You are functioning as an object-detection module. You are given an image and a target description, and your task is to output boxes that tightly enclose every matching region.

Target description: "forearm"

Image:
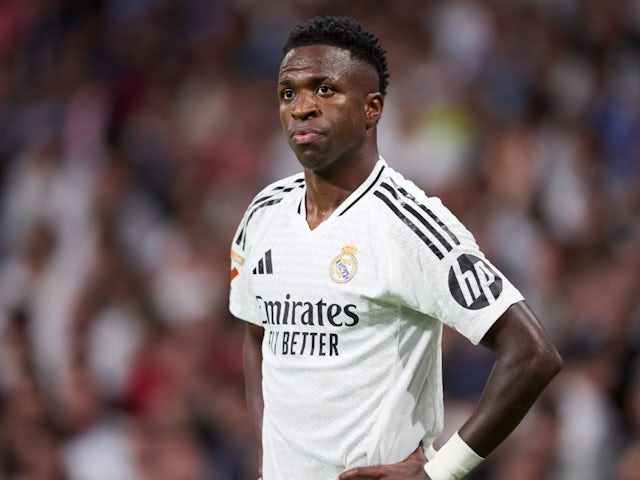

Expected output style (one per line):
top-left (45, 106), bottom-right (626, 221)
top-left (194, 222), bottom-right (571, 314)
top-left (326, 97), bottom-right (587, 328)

top-left (458, 302), bottom-right (562, 457)
top-left (459, 347), bottom-right (558, 455)
top-left (243, 323), bottom-right (265, 471)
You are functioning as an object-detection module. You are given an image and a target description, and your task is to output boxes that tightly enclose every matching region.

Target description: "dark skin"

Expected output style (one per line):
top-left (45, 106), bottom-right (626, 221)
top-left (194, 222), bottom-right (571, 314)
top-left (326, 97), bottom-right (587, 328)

top-left (243, 44), bottom-right (563, 479)
top-left (277, 45), bottom-right (383, 229)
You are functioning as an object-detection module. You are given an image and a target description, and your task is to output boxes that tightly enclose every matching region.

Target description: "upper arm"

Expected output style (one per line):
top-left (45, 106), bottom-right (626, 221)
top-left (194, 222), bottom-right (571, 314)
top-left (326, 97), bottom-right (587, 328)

top-left (480, 301), bottom-right (562, 372)
top-left (245, 322), bottom-right (265, 345)
top-left (458, 301), bottom-right (562, 456)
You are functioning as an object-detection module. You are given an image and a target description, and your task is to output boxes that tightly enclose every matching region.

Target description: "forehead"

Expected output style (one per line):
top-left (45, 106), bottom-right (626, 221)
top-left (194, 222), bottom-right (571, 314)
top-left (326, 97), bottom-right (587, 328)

top-left (279, 44), bottom-right (370, 83)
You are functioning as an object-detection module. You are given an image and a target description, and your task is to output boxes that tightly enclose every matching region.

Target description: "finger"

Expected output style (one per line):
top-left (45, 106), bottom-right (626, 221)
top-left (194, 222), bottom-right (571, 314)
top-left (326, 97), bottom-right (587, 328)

top-left (338, 466), bottom-right (382, 480)
top-left (409, 443), bottom-right (427, 461)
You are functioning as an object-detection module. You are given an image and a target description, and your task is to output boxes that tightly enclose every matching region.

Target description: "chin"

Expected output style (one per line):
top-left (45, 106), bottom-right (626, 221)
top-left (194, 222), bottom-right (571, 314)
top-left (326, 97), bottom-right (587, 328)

top-left (295, 151), bottom-right (328, 170)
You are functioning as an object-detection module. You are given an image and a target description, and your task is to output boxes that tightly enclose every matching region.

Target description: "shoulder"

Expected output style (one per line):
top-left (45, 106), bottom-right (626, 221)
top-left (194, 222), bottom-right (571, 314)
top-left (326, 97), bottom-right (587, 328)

top-left (233, 173), bottom-right (305, 250)
top-left (373, 165), bottom-right (452, 224)
top-left (241, 173), bottom-right (305, 223)
top-left (371, 165), bottom-right (469, 260)
top-left (246, 173), bottom-right (305, 211)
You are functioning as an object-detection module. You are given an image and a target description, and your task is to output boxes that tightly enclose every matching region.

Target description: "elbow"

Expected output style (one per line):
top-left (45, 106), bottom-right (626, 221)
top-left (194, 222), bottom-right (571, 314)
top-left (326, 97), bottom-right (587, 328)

top-left (544, 347), bottom-right (563, 380)
top-left (530, 343), bottom-right (563, 386)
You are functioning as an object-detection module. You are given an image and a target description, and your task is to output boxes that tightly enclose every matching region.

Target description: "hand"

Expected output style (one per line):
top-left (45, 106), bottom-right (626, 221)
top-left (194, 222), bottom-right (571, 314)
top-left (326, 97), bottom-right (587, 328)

top-left (338, 444), bottom-right (429, 480)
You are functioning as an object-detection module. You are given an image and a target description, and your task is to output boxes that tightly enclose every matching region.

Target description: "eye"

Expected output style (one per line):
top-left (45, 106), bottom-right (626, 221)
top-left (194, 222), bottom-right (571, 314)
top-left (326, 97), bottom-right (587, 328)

top-left (281, 89), bottom-right (295, 100)
top-left (316, 85), bottom-right (334, 96)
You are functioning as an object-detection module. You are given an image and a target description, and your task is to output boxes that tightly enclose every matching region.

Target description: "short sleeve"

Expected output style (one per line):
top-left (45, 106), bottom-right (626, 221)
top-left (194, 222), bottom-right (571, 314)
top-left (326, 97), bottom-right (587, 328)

top-left (383, 188), bottom-right (524, 345)
top-left (229, 217), bottom-right (262, 326)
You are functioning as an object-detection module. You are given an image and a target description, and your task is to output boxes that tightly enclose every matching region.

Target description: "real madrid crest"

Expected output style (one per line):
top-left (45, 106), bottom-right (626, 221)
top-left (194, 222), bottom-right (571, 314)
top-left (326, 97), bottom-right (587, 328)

top-left (329, 243), bottom-right (358, 283)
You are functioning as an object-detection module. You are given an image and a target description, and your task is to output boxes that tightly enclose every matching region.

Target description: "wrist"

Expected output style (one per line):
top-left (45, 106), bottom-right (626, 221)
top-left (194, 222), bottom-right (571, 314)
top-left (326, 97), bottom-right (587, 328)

top-left (423, 431), bottom-right (483, 480)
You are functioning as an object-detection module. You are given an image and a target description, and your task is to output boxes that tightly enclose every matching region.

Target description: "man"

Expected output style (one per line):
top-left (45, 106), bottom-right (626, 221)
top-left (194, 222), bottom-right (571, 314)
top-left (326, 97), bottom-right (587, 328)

top-left (229, 16), bottom-right (562, 480)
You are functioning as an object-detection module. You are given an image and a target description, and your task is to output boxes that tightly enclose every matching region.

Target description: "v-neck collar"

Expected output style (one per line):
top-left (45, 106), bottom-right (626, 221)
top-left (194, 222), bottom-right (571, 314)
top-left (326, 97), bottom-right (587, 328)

top-left (296, 158), bottom-right (387, 229)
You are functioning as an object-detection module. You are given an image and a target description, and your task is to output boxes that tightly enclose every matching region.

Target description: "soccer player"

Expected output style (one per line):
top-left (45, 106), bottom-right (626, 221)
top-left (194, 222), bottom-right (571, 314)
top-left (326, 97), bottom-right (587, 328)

top-left (229, 16), bottom-right (562, 480)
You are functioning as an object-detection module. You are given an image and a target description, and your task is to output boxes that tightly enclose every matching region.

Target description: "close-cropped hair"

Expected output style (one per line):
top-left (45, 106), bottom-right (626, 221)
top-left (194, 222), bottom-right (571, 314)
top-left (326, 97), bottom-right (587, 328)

top-left (283, 16), bottom-right (390, 96)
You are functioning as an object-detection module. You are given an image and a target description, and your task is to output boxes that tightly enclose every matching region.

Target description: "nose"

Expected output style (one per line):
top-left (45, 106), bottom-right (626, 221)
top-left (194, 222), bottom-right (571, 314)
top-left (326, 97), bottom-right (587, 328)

top-left (291, 90), bottom-right (318, 120)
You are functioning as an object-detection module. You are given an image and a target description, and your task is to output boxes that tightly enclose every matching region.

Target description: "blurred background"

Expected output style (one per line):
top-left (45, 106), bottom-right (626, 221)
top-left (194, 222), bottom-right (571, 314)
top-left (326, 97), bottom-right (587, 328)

top-left (0, 0), bottom-right (638, 479)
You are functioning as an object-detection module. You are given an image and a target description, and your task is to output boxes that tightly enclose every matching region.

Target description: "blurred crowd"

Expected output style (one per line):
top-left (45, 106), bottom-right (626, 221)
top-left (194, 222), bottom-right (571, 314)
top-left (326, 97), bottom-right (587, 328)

top-left (0, 0), bottom-right (638, 479)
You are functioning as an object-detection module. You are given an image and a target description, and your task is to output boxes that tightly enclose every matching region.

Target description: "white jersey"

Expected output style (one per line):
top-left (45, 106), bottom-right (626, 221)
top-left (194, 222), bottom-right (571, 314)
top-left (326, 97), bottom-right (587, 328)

top-left (229, 158), bottom-right (523, 480)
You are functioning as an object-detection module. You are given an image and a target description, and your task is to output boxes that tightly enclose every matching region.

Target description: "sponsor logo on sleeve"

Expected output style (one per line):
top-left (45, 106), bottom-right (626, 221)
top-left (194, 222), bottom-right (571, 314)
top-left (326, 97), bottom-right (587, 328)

top-left (448, 254), bottom-right (503, 310)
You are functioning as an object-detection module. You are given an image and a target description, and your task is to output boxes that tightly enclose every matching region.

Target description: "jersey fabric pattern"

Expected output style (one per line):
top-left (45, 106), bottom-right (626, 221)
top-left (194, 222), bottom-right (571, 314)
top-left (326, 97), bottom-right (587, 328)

top-left (229, 158), bottom-right (524, 480)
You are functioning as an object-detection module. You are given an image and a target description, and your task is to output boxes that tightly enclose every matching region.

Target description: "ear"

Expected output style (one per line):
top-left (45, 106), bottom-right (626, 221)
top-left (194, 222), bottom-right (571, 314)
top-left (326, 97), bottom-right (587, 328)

top-left (364, 92), bottom-right (384, 129)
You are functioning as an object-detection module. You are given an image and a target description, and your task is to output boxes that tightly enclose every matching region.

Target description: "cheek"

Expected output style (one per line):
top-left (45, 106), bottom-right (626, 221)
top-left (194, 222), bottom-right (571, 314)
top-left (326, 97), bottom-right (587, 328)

top-left (345, 107), bottom-right (368, 135)
top-left (279, 107), bottom-right (292, 132)
top-left (279, 104), bottom-right (288, 122)
top-left (333, 98), bottom-right (365, 128)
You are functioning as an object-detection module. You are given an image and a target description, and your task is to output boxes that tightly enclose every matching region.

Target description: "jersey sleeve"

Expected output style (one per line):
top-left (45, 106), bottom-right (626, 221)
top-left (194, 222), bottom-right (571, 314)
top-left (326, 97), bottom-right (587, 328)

top-left (229, 213), bottom-right (262, 326)
top-left (228, 174), bottom-right (304, 327)
top-left (385, 190), bottom-right (524, 345)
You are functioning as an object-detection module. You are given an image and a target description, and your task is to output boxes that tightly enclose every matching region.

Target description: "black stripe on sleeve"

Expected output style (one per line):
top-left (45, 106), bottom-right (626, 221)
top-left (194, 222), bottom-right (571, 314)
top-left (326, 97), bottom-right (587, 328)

top-left (373, 190), bottom-right (444, 259)
top-left (235, 180), bottom-right (304, 248)
top-left (235, 198), bottom-right (283, 248)
top-left (249, 179), bottom-right (304, 208)
top-left (396, 186), bottom-right (460, 245)
top-left (379, 182), bottom-right (454, 253)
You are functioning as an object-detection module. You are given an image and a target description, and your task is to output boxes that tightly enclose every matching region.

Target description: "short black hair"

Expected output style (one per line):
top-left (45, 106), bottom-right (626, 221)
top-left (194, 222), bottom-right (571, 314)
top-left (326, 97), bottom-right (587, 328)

top-left (283, 16), bottom-right (389, 96)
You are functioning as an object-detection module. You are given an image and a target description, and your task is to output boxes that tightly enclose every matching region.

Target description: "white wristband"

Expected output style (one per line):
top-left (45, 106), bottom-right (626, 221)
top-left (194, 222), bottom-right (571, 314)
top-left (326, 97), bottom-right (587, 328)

top-left (423, 432), bottom-right (484, 480)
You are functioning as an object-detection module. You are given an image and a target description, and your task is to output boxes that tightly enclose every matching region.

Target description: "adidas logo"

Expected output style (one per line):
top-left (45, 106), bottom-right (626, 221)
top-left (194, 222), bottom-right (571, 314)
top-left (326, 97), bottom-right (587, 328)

top-left (253, 249), bottom-right (273, 274)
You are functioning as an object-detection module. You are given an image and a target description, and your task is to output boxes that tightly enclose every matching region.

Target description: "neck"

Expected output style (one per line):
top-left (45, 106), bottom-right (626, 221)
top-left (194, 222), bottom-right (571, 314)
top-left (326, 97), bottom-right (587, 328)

top-left (303, 147), bottom-right (379, 229)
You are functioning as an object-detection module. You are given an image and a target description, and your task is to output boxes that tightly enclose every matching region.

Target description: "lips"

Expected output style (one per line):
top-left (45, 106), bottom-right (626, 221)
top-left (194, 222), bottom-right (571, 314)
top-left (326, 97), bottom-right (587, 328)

top-left (290, 128), bottom-right (323, 145)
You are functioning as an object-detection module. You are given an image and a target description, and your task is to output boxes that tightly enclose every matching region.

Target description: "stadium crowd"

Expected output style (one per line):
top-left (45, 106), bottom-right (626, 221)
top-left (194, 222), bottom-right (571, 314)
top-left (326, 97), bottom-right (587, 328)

top-left (0, 0), bottom-right (638, 479)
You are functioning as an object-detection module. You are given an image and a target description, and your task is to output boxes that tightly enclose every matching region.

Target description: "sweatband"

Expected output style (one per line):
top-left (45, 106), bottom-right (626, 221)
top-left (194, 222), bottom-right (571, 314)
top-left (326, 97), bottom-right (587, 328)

top-left (423, 432), bottom-right (484, 479)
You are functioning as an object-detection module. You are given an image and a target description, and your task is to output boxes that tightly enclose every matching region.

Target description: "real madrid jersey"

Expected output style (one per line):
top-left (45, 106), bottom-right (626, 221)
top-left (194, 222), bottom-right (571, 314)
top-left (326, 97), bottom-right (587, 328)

top-left (229, 158), bottom-right (524, 480)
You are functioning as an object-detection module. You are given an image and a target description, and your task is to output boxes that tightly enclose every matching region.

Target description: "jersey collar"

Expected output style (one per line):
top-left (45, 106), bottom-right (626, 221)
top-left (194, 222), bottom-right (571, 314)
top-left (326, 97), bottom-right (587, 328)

top-left (297, 157), bottom-right (388, 218)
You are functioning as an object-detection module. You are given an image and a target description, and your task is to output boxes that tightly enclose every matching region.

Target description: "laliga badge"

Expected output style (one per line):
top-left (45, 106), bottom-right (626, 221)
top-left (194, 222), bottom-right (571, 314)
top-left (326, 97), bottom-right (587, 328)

top-left (329, 243), bottom-right (358, 283)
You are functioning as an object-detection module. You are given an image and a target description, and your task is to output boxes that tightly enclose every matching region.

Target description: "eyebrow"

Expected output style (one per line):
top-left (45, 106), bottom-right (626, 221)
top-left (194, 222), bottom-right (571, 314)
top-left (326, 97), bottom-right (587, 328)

top-left (278, 75), bottom-right (330, 87)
